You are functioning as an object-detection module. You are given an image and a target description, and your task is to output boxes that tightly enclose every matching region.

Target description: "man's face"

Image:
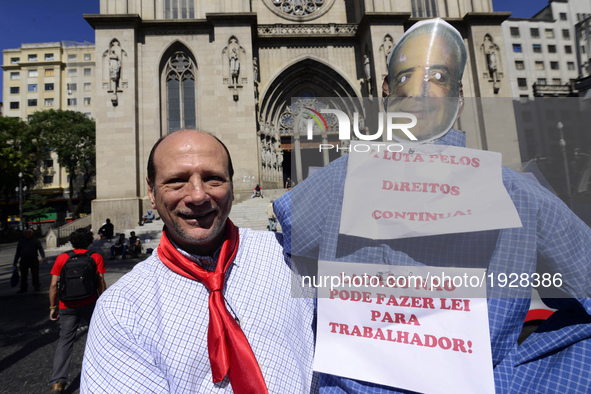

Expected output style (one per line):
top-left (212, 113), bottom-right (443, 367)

top-left (148, 131), bottom-right (234, 255)
top-left (387, 33), bottom-right (461, 141)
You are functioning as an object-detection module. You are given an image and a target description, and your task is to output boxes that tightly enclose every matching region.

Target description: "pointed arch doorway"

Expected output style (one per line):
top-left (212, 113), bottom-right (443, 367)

top-left (258, 58), bottom-right (362, 186)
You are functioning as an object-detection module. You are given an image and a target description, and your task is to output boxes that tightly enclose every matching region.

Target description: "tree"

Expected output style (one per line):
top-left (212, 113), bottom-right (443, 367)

top-left (28, 110), bottom-right (96, 218)
top-left (22, 193), bottom-right (53, 229)
top-left (0, 117), bottom-right (38, 224)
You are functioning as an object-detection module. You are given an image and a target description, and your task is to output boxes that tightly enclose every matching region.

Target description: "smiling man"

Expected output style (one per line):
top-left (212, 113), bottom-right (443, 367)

top-left (81, 130), bottom-right (316, 393)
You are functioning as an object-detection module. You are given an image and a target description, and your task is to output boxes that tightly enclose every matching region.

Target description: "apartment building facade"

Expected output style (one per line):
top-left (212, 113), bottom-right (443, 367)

top-left (2, 42), bottom-right (96, 210)
top-left (502, 0), bottom-right (591, 98)
top-left (501, 0), bottom-right (591, 212)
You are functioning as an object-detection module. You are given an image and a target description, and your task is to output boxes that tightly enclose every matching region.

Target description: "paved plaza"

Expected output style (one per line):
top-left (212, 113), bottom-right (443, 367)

top-left (0, 242), bottom-right (139, 394)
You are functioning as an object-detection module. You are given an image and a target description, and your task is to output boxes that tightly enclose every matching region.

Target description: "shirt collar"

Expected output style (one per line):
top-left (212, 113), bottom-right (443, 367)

top-left (169, 238), bottom-right (222, 272)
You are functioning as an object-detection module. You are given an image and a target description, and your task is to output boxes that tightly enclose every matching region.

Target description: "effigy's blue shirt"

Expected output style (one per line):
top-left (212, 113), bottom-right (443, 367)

top-left (274, 129), bottom-right (591, 393)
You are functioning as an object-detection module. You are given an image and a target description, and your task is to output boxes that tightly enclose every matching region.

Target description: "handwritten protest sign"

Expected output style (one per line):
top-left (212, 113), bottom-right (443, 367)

top-left (339, 142), bottom-right (522, 239)
top-left (313, 261), bottom-right (495, 394)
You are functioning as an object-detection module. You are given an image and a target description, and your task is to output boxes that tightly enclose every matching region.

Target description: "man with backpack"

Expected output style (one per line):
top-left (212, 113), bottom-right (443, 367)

top-left (48, 228), bottom-right (106, 394)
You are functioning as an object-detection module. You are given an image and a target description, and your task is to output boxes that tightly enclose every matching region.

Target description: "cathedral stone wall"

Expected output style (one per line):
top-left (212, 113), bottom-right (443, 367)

top-left (87, 0), bottom-right (519, 233)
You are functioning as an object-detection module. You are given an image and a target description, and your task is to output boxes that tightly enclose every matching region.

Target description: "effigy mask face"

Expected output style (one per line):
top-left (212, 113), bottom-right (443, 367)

top-left (387, 19), bottom-right (466, 143)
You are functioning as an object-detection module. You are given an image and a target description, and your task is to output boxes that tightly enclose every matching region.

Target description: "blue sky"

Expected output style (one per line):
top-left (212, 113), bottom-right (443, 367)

top-left (0, 0), bottom-right (550, 103)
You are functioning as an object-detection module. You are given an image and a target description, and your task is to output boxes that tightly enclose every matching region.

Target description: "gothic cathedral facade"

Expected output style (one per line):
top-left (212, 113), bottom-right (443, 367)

top-left (86, 0), bottom-right (519, 231)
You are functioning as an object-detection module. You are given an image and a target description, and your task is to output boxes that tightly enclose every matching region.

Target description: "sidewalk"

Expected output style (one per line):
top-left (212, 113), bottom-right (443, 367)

top-left (0, 250), bottom-right (143, 394)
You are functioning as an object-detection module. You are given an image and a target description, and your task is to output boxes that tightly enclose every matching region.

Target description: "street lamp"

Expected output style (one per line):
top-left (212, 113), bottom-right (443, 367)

top-left (15, 172), bottom-right (27, 230)
top-left (557, 122), bottom-right (572, 207)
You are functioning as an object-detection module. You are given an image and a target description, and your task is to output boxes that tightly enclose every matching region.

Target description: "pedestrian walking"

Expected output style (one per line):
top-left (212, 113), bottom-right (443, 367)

top-left (13, 229), bottom-right (46, 293)
top-left (48, 228), bottom-right (106, 394)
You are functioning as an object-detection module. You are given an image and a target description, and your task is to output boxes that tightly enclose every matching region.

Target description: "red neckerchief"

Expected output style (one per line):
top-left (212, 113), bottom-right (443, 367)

top-left (158, 219), bottom-right (268, 393)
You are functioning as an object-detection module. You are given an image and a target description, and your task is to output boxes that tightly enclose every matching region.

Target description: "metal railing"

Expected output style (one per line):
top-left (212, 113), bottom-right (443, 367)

top-left (56, 214), bottom-right (92, 247)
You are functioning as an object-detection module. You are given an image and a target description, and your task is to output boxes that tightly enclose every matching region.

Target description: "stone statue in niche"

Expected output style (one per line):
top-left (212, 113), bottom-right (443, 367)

top-left (265, 141), bottom-right (273, 167)
top-left (109, 41), bottom-right (121, 86)
top-left (363, 54), bottom-right (372, 96)
top-left (222, 36), bottom-right (246, 93)
top-left (481, 34), bottom-right (501, 94)
top-left (381, 35), bottom-right (394, 68)
top-left (230, 49), bottom-right (240, 85)
top-left (253, 57), bottom-right (259, 84)
top-left (103, 39), bottom-right (126, 106)
top-left (261, 141), bottom-right (267, 167)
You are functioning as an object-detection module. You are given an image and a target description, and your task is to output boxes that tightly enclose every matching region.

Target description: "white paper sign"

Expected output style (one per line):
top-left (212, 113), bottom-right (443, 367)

top-left (339, 143), bottom-right (522, 239)
top-left (313, 261), bottom-right (495, 394)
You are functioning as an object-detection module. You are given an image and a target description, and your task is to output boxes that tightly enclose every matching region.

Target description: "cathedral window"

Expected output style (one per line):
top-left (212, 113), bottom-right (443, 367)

top-left (164, 51), bottom-right (196, 131)
top-left (411, 0), bottom-right (438, 18)
top-left (164, 0), bottom-right (195, 19)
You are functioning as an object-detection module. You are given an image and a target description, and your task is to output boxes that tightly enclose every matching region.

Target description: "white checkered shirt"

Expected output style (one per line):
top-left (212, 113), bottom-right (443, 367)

top-left (82, 228), bottom-right (317, 393)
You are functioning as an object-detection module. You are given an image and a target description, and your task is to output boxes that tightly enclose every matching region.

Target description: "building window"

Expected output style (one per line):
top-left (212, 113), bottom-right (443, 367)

top-left (28, 84), bottom-right (38, 92)
top-left (537, 78), bottom-right (547, 85)
top-left (84, 53), bottom-right (91, 61)
top-left (518, 78), bottom-right (527, 89)
top-left (45, 68), bottom-right (55, 77)
top-left (567, 62), bottom-right (575, 70)
top-left (45, 159), bottom-right (54, 168)
top-left (10, 86), bottom-right (20, 94)
top-left (565, 45), bottom-right (572, 54)
top-left (552, 78), bottom-right (562, 85)
top-left (530, 28), bottom-right (540, 38)
top-left (533, 44), bottom-right (542, 53)
top-left (67, 98), bottom-right (77, 106)
top-left (45, 53), bottom-right (55, 60)
top-left (28, 69), bottom-right (38, 77)
top-left (44, 176), bottom-right (54, 184)
top-left (68, 54), bottom-right (77, 61)
top-left (560, 12), bottom-right (567, 20)
top-left (84, 82), bottom-right (91, 91)
top-left (512, 44), bottom-right (522, 52)
top-left (164, 0), bottom-right (196, 18)
top-left (45, 83), bottom-right (54, 91)
top-left (563, 29), bottom-right (570, 39)
top-left (84, 68), bottom-right (91, 76)
top-left (84, 97), bottom-right (91, 105)
top-left (68, 69), bottom-right (77, 76)
top-left (548, 45), bottom-right (556, 53)
top-left (28, 54), bottom-right (37, 61)
top-left (510, 27), bottom-right (520, 38)
top-left (28, 99), bottom-right (38, 107)
top-left (44, 98), bottom-right (54, 106)
top-left (10, 57), bottom-right (20, 64)
top-left (545, 29), bottom-right (555, 39)
top-left (163, 49), bottom-right (197, 132)
top-left (535, 61), bottom-right (545, 70)
top-left (10, 72), bottom-right (20, 80)
top-left (515, 60), bottom-right (525, 70)
top-left (67, 83), bottom-right (77, 91)
top-left (550, 61), bottom-right (559, 70)
top-left (410, 0), bottom-right (438, 17)
top-left (10, 102), bottom-right (20, 109)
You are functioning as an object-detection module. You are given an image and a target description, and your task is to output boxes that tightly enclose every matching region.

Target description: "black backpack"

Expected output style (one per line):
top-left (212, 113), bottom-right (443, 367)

top-left (58, 251), bottom-right (99, 301)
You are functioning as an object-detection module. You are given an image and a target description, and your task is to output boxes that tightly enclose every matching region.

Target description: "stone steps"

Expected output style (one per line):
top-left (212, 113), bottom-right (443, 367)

top-left (46, 189), bottom-right (288, 258)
